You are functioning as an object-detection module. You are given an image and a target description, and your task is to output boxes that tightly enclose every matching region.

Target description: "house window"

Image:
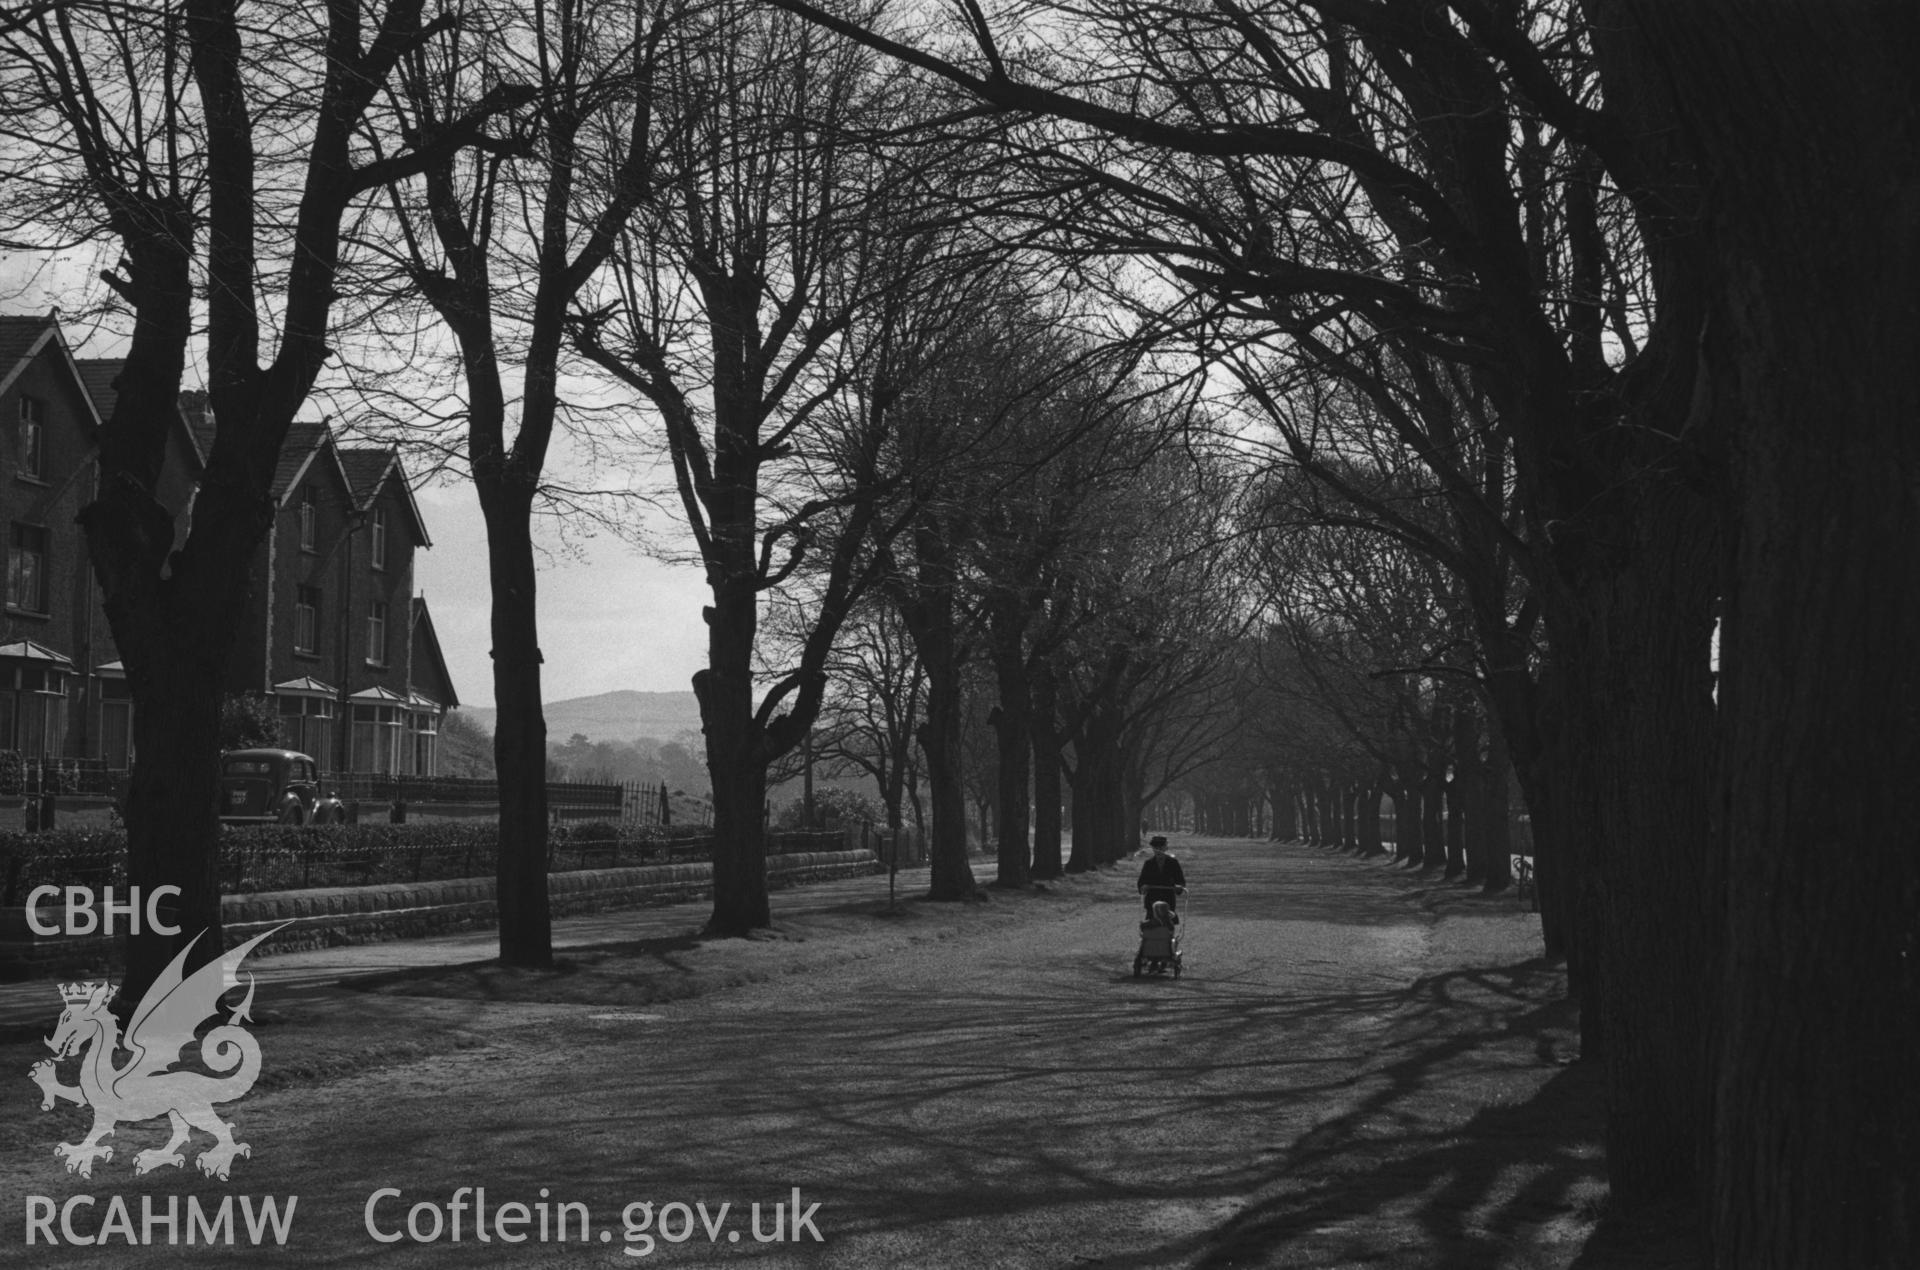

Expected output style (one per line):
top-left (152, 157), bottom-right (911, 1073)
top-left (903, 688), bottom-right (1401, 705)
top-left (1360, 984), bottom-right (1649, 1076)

top-left (277, 694), bottom-right (334, 762)
top-left (370, 507), bottom-right (387, 570)
top-left (351, 703), bottom-right (402, 774)
top-left (299, 487), bottom-right (317, 550)
top-left (406, 707), bottom-right (439, 776)
top-left (294, 585), bottom-right (320, 654)
top-left (7, 523), bottom-right (48, 612)
top-left (18, 396), bottom-right (43, 479)
top-left (366, 599), bottom-right (387, 666)
top-left (0, 665), bottom-right (68, 755)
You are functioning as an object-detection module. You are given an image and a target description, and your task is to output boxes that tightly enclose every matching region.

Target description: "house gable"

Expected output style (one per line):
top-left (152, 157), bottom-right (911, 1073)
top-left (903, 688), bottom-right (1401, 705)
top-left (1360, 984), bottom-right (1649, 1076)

top-left (340, 447), bottom-right (431, 548)
top-left (408, 597), bottom-right (459, 709)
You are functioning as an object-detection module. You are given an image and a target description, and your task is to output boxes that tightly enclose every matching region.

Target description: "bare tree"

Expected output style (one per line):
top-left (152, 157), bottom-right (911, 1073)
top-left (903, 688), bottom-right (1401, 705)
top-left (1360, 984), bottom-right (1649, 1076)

top-left (569, 1), bottom-right (1015, 928)
top-left (808, 594), bottom-right (922, 832)
top-left (352, 0), bottom-right (678, 966)
top-left (0, 0), bottom-right (506, 994)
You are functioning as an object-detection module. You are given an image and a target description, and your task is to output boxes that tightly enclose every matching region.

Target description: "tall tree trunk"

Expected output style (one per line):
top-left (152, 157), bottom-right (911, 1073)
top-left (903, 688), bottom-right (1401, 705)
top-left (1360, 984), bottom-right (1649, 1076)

top-left (1443, 772), bottom-right (1467, 880)
top-left (1601, 8), bottom-right (1919, 1260)
top-left (706, 738), bottom-right (770, 931)
top-left (1479, 617), bottom-right (1555, 919)
top-left (1029, 660), bottom-right (1064, 879)
top-left (1271, 784), bottom-right (1297, 840)
top-left (1449, 699), bottom-right (1477, 882)
top-left (1357, 780), bottom-right (1384, 857)
top-left (1711, 202), bottom-right (1920, 1270)
top-left (1510, 670), bottom-right (1573, 959)
top-left (1065, 755), bottom-right (1095, 873)
top-left (1549, 481), bottom-right (1720, 1204)
top-left (115, 646), bottom-right (228, 993)
top-left (482, 500), bottom-right (552, 962)
top-left (1118, 751), bottom-right (1147, 861)
top-left (1071, 706), bottom-right (1126, 866)
top-left (697, 614), bottom-right (772, 932)
top-left (1388, 783), bottom-right (1415, 861)
top-left (916, 649), bottom-right (975, 899)
top-left (1419, 759), bottom-right (1447, 871)
top-left (987, 614), bottom-right (1032, 887)
top-left (894, 519), bottom-right (976, 900)
top-left (696, 504), bottom-right (776, 932)
top-left (1479, 715), bottom-right (1512, 894)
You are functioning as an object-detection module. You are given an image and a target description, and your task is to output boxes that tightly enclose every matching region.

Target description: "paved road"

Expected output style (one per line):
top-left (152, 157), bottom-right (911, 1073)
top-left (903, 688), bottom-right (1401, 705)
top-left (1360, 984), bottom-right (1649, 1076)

top-left (4, 840), bottom-right (1590, 1268)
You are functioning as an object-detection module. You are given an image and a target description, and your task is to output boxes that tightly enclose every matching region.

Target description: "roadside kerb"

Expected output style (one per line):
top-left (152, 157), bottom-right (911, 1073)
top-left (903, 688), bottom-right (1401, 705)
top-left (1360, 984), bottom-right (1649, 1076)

top-left (0, 849), bottom-right (877, 974)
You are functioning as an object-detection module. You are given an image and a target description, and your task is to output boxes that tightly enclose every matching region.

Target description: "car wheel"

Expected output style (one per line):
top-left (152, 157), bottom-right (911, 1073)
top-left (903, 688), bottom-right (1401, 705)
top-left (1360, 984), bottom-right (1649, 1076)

top-left (278, 800), bottom-right (307, 826)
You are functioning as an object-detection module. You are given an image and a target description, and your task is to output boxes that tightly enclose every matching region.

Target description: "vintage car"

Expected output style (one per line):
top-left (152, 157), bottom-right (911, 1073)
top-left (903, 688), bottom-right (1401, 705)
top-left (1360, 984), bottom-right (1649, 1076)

top-left (219, 748), bottom-right (345, 825)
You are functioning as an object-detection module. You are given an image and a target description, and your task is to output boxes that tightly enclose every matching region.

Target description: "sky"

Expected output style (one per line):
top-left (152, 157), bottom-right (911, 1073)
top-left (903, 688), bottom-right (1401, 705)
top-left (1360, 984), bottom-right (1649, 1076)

top-left (410, 480), bottom-right (711, 711)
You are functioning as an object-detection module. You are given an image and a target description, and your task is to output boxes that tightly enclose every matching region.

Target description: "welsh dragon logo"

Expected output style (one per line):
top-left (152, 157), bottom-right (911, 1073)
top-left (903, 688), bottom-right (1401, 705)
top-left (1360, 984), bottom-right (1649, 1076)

top-left (28, 926), bottom-right (284, 1180)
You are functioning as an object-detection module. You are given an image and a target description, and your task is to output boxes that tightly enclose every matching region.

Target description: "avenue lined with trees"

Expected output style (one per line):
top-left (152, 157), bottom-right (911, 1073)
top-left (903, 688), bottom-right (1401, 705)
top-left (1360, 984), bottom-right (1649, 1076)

top-left (1, 1), bottom-right (1910, 1264)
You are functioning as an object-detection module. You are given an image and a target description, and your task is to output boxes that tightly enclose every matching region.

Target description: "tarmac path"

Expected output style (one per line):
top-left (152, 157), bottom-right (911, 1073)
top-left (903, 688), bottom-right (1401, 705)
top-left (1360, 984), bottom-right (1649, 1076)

top-left (2, 839), bottom-right (1600, 1268)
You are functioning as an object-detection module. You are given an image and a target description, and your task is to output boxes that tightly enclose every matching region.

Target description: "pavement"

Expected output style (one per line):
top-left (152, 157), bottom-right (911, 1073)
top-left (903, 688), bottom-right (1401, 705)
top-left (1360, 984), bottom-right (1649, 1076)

top-left (0, 864), bottom-right (937, 1035)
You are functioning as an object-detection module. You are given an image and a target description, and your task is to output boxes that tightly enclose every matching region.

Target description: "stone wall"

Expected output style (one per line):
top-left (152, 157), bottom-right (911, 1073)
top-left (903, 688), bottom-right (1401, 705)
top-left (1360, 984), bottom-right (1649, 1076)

top-left (0, 850), bottom-right (879, 977)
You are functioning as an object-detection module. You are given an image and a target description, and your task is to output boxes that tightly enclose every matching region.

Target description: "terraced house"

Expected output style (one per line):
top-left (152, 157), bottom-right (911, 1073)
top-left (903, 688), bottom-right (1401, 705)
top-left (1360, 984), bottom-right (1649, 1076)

top-left (0, 312), bottom-right (457, 779)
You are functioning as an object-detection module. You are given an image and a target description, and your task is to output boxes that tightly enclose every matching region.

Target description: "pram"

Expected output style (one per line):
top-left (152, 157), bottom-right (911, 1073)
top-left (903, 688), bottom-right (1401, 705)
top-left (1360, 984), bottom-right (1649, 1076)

top-left (1133, 896), bottom-right (1183, 978)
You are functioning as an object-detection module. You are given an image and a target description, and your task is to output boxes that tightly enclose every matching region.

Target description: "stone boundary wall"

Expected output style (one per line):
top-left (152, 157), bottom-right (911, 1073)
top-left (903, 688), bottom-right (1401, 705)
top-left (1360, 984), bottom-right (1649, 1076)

top-left (0, 850), bottom-right (878, 977)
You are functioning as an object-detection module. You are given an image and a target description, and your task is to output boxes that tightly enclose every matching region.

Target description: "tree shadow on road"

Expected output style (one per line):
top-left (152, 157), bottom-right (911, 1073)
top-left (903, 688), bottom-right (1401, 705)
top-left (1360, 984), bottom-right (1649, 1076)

top-left (318, 951), bottom-right (1643, 1269)
top-left (1188, 978), bottom-right (1606, 1268)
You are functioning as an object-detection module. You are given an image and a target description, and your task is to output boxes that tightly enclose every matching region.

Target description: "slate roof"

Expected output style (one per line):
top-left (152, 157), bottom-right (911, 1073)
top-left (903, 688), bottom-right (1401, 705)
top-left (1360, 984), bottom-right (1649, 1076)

top-left (0, 314), bottom-right (55, 378)
top-left (72, 357), bottom-right (120, 408)
top-left (271, 420), bottom-right (330, 501)
top-left (338, 448), bottom-right (394, 508)
top-left (337, 445), bottom-right (431, 547)
top-left (0, 315), bottom-right (63, 401)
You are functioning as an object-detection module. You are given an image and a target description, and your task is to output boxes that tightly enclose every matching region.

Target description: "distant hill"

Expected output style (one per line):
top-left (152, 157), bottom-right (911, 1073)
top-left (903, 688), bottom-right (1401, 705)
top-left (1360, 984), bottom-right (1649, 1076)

top-left (464, 690), bottom-right (704, 745)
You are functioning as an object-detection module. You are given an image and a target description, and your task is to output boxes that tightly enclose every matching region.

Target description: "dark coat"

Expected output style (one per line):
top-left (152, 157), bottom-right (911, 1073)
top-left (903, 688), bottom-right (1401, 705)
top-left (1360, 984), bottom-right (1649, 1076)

top-left (1137, 852), bottom-right (1186, 901)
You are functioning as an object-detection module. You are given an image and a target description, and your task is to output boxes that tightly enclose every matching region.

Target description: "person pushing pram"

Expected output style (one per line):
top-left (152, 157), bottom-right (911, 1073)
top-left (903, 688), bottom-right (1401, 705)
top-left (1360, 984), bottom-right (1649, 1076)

top-left (1134, 835), bottom-right (1187, 977)
top-left (1137, 835), bottom-right (1187, 922)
